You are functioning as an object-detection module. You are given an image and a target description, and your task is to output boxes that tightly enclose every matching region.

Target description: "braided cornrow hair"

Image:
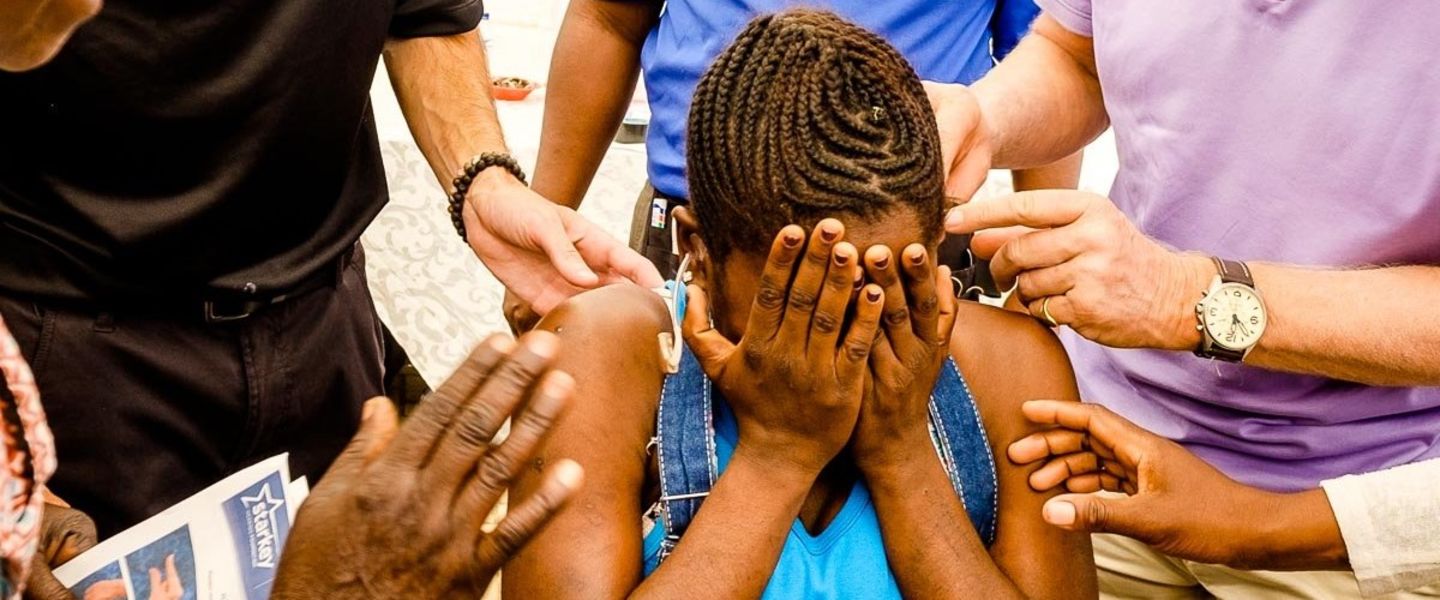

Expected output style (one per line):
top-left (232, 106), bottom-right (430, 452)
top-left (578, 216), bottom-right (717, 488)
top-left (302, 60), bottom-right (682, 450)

top-left (687, 9), bottom-right (945, 261)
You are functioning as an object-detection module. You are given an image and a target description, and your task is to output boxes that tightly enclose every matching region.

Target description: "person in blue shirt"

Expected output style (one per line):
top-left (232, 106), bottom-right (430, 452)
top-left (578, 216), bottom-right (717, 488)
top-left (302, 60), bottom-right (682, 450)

top-left (504, 11), bottom-right (1094, 599)
top-left (525, 0), bottom-right (1082, 298)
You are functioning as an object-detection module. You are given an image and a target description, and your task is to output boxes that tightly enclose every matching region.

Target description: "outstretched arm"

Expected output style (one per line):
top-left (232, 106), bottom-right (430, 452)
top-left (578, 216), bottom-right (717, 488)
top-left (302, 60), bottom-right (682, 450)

top-left (533, 0), bottom-right (661, 209)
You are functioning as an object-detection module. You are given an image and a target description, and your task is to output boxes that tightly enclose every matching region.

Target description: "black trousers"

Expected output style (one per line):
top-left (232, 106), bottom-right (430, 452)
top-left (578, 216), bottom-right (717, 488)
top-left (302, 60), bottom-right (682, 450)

top-left (0, 249), bottom-right (384, 537)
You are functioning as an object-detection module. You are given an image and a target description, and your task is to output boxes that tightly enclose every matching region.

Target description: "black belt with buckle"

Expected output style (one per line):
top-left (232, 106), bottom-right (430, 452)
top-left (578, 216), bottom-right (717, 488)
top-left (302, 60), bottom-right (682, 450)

top-left (200, 244), bottom-right (359, 323)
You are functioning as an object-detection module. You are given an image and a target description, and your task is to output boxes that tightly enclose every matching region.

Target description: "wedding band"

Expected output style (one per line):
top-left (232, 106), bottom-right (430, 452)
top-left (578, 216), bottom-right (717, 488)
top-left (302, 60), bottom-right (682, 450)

top-left (1041, 296), bottom-right (1060, 328)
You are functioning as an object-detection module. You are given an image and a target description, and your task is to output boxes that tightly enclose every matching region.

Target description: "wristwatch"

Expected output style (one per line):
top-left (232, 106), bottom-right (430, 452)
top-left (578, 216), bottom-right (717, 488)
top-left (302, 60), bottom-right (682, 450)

top-left (1194, 257), bottom-right (1268, 362)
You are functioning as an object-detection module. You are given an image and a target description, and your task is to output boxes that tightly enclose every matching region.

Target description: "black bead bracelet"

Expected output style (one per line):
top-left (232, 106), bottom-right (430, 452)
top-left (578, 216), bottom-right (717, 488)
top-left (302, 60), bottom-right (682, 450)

top-left (448, 152), bottom-right (529, 241)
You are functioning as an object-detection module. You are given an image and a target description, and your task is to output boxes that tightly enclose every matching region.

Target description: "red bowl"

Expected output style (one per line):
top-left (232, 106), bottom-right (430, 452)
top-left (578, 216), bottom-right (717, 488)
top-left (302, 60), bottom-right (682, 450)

top-left (492, 78), bottom-right (538, 101)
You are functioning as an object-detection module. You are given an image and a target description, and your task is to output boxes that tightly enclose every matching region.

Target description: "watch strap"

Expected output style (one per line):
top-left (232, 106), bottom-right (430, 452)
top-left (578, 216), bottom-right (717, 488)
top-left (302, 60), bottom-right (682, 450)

top-left (1212, 257), bottom-right (1254, 287)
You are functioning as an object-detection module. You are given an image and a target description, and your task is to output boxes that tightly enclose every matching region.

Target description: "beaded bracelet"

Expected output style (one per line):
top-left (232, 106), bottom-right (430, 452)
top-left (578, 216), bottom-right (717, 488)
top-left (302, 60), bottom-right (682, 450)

top-left (447, 152), bottom-right (529, 240)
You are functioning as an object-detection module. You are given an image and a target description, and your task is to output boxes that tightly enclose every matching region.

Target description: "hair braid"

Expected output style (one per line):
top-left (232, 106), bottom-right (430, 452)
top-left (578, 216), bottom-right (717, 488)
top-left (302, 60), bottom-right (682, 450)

top-left (687, 10), bottom-right (945, 260)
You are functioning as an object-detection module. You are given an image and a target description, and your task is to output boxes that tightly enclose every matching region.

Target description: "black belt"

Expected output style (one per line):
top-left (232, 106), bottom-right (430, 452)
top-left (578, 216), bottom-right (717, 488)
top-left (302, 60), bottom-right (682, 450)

top-left (200, 244), bottom-right (359, 323)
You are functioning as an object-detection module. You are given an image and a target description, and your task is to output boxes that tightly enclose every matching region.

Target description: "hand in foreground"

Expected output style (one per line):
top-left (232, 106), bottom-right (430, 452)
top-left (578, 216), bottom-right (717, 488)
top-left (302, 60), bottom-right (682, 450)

top-left (851, 244), bottom-right (957, 476)
top-left (922, 81), bottom-right (993, 202)
top-left (146, 555), bottom-right (183, 600)
top-left (1007, 400), bottom-right (1346, 570)
top-left (464, 171), bottom-right (663, 315)
top-left (0, 0), bottom-right (100, 72)
top-left (949, 190), bottom-right (1210, 350)
top-left (24, 498), bottom-right (97, 600)
top-left (272, 332), bottom-right (585, 599)
top-left (684, 220), bottom-right (883, 476)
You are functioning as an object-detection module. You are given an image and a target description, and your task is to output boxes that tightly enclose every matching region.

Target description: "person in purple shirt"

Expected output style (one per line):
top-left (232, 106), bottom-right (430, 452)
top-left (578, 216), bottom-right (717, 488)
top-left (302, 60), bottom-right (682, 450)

top-left (929, 1), bottom-right (1440, 597)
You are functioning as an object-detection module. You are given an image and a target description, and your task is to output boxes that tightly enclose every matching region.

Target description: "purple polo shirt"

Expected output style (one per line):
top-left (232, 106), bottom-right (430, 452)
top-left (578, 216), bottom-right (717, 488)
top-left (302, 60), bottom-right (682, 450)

top-left (1037, 0), bottom-right (1440, 491)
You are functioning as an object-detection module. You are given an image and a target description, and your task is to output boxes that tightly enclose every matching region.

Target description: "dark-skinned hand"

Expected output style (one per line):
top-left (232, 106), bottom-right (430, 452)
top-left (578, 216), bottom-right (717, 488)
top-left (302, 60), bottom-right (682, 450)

top-left (271, 331), bottom-right (584, 599)
top-left (684, 220), bottom-right (884, 477)
top-left (23, 497), bottom-right (97, 600)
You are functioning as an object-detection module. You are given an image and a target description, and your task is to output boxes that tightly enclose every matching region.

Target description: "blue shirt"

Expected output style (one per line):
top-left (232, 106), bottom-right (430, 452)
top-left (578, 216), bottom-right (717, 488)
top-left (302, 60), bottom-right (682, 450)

top-left (641, 0), bottom-right (1040, 198)
top-left (642, 399), bottom-right (904, 599)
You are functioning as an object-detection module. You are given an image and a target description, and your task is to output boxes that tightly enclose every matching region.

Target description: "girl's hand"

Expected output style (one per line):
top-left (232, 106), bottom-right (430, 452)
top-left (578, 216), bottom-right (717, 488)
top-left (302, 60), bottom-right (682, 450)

top-left (684, 220), bottom-right (884, 477)
top-left (852, 244), bottom-right (957, 479)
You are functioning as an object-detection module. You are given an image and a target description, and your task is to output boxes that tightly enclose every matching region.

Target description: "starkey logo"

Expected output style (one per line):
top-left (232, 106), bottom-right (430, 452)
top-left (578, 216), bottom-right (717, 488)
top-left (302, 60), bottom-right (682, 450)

top-left (239, 483), bottom-right (286, 569)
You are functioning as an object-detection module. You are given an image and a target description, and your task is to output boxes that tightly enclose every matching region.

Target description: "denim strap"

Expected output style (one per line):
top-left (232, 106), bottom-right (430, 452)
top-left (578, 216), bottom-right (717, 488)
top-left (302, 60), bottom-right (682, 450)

top-left (929, 357), bottom-right (1000, 545)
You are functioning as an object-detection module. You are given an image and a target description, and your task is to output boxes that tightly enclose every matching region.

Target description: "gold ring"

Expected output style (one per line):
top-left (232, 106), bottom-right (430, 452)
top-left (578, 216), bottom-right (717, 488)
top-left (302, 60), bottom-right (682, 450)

top-left (1041, 296), bottom-right (1060, 328)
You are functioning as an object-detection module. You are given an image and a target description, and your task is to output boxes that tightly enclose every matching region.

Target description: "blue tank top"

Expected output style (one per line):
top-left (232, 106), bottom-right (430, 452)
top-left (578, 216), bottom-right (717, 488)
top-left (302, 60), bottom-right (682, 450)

top-left (641, 0), bottom-right (1041, 199)
top-left (641, 348), bottom-right (998, 599)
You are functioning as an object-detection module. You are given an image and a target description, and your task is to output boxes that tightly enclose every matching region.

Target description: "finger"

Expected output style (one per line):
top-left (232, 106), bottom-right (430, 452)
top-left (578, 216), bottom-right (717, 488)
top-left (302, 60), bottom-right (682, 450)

top-left (778, 220), bottom-right (843, 347)
top-left (1013, 263), bottom-right (1079, 305)
top-left (898, 244), bottom-right (941, 344)
top-left (323, 397), bottom-right (400, 484)
top-left (1025, 294), bottom-right (1076, 328)
top-left (1042, 493), bottom-right (1146, 536)
top-left (739, 225), bottom-right (807, 341)
top-left (968, 225), bottom-right (1034, 260)
top-left (454, 370), bottom-right (572, 521)
top-left (571, 221), bottom-right (664, 288)
top-left (474, 459), bottom-right (584, 570)
top-left (1021, 400), bottom-right (1152, 468)
top-left (1063, 472), bottom-right (1128, 494)
top-left (424, 331), bottom-right (561, 490)
top-left (934, 265), bottom-right (957, 346)
top-left (1006, 428), bottom-right (1091, 464)
top-left (681, 283), bottom-right (736, 381)
top-left (863, 245), bottom-right (919, 359)
top-left (150, 567), bottom-right (163, 593)
top-left (25, 559), bottom-right (73, 600)
top-left (385, 335), bottom-right (514, 468)
top-left (1027, 451), bottom-right (1101, 492)
top-left (989, 227), bottom-right (1085, 291)
top-left (946, 190), bottom-right (1093, 234)
top-left (838, 285), bottom-right (884, 375)
top-left (807, 242), bottom-right (858, 363)
top-left (166, 554), bottom-right (178, 583)
top-left (542, 207), bottom-right (601, 288)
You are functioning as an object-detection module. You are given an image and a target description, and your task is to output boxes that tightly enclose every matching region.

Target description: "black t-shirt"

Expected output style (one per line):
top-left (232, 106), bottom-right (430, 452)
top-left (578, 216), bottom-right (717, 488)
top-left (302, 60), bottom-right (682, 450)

top-left (0, 0), bottom-right (483, 302)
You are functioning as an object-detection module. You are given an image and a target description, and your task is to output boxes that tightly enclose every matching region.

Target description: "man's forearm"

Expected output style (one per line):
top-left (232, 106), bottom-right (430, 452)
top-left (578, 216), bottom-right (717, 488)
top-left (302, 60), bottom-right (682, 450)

top-left (1172, 258), bottom-right (1440, 386)
top-left (533, 0), bottom-right (659, 209)
top-left (1010, 150), bottom-right (1084, 192)
top-left (385, 31), bottom-right (508, 189)
top-left (867, 455), bottom-right (1022, 599)
top-left (973, 15), bottom-right (1108, 170)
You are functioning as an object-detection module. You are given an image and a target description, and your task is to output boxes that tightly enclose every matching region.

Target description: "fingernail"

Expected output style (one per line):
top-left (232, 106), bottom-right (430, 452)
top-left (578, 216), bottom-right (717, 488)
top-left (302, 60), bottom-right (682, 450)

top-left (820, 224), bottom-right (840, 242)
top-left (945, 207), bottom-right (964, 229)
top-left (834, 251), bottom-right (850, 266)
top-left (782, 230), bottom-right (803, 247)
top-left (908, 250), bottom-right (926, 266)
top-left (866, 287), bottom-right (882, 302)
top-left (874, 254), bottom-right (890, 269)
top-left (853, 273), bottom-right (864, 290)
top-left (555, 459), bottom-right (584, 490)
top-left (1044, 500), bottom-right (1077, 526)
top-left (361, 398), bottom-right (379, 422)
top-left (488, 335), bottom-right (517, 353)
top-left (521, 331), bottom-right (559, 358)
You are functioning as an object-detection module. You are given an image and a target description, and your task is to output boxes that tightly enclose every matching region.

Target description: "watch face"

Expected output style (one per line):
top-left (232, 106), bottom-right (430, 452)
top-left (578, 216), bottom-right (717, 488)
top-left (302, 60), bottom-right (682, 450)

top-left (1202, 283), bottom-right (1267, 350)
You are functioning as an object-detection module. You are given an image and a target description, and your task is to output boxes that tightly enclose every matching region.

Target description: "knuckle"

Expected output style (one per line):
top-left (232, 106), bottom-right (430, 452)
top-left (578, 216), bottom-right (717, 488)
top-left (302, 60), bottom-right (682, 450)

top-left (844, 341), bottom-right (870, 363)
top-left (477, 451), bottom-right (521, 491)
top-left (452, 415), bottom-right (496, 448)
top-left (914, 294), bottom-right (939, 317)
top-left (811, 311), bottom-right (841, 335)
top-left (787, 289), bottom-right (818, 312)
top-left (755, 283), bottom-right (787, 310)
top-left (884, 307), bottom-right (910, 327)
top-left (742, 343), bottom-right (769, 369)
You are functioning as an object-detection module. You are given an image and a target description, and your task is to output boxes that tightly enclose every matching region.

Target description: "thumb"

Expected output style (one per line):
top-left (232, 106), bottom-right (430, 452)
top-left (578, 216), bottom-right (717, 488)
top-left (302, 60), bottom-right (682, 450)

top-left (680, 284), bottom-right (733, 380)
top-left (325, 397), bottom-right (398, 483)
top-left (1042, 493), bottom-right (1143, 536)
top-left (539, 209), bottom-right (600, 288)
top-left (24, 558), bottom-right (73, 600)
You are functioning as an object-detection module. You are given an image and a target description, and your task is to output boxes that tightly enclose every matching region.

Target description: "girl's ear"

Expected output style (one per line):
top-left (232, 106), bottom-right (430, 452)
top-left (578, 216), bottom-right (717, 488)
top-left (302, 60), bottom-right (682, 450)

top-left (672, 206), bottom-right (713, 287)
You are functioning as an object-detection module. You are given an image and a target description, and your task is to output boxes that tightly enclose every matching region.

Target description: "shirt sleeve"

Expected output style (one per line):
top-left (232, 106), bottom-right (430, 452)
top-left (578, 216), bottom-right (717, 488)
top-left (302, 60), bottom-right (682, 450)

top-left (1032, 0), bottom-right (1093, 37)
top-left (990, 0), bottom-right (1041, 61)
top-left (1321, 459), bottom-right (1440, 597)
top-left (390, 0), bottom-right (485, 39)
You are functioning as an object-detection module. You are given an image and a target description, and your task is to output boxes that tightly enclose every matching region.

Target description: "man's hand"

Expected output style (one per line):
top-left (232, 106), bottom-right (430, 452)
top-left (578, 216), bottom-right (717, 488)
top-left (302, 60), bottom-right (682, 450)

top-left (464, 170), bottom-right (663, 315)
top-left (1007, 400), bottom-right (1348, 571)
top-left (683, 220), bottom-right (883, 477)
top-left (923, 81), bottom-right (993, 202)
top-left (25, 500), bottom-right (98, 600)
top-left (271, 332), bottom-right (585, 599)
top-left (851, 243), bottom-right (957, 477)
top-left (948, 190), bottom-right (1212, 350)
top-left (0, 0), bottom-right (100, 72)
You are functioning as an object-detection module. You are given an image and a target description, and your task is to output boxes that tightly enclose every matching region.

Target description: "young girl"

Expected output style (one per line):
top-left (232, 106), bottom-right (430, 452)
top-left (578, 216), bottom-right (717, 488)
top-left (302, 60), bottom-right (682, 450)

top-left (506, 11), bottom-right (1095, 598)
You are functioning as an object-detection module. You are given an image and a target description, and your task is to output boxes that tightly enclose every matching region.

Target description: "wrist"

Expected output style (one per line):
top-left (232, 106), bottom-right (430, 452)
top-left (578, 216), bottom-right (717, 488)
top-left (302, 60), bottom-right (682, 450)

top-left (1237, 489), bottom-right (1348, 570)
top-left (731, 442), bottom-right (827, 483)
top-left (1166, 253), bottom-right (1214, 351)
top-left (857, 436), bottom-right (945, 493)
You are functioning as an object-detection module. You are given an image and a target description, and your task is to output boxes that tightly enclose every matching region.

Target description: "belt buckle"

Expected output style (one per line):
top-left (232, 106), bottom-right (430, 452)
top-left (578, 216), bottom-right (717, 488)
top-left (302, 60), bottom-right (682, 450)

top-left (203, 300), bottom-right (262, 323)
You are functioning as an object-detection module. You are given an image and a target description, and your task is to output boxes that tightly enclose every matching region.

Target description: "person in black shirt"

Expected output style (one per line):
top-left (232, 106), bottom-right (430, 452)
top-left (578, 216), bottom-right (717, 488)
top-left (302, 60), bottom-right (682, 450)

top-left (0, 0), bottom-right (658, 586)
